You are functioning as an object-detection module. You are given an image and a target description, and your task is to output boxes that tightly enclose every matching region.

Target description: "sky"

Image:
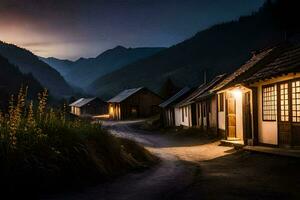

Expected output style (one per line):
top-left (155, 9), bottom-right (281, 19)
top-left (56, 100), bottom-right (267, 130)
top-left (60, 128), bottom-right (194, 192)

top-left (0, 0), bottom-right (265, 60)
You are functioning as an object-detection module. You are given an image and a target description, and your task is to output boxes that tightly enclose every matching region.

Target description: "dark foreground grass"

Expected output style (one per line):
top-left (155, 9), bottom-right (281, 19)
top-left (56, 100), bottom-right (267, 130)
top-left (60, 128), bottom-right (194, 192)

top-left (0, 88), bottom-right (157, 198)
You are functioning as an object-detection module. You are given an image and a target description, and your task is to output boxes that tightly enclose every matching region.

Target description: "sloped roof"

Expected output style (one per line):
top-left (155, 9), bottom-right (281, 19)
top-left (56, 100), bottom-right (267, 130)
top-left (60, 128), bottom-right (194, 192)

top-left (195, 74), bottom-right (227, 101)
top-left (244, 44), bottom-right (300, 83)
top-left (159, 87), bottom-right (191, 108)
top-left (108, 87), bottom-right (144, 103)
top-left (69, 97), bottom-right (97, 107)
top-left (176, 74), bottom-right (226, 107)
top-left (212, 48), bottom-right (274, 92)
top-left (176, 84), bottom-right (206, 107)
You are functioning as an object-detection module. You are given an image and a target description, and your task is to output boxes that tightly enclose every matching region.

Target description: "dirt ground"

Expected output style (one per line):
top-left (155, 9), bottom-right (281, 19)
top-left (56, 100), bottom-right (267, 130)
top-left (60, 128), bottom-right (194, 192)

top-left (45, 120), bottom-right (300, 200)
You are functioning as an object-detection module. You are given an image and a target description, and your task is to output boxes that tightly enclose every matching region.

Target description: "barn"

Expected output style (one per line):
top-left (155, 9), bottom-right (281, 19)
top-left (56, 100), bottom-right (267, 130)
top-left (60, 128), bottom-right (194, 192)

top-left (69, 97), bottom-right (108, 117)
top-left (108, 87), bottom-right (162, 120)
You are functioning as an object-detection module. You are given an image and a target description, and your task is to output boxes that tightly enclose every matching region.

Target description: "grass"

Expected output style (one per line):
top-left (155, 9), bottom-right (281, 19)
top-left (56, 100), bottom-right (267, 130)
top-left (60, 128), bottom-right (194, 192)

top-left (0, 87), bottom-right (157, 198)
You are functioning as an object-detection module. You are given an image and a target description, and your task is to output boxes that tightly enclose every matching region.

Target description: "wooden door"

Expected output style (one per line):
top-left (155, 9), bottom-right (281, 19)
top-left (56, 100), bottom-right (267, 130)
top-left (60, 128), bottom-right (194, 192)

top-left (278, 83), bottom-right (292, 147)
top-left (226, 94), bottom-right (236, 138)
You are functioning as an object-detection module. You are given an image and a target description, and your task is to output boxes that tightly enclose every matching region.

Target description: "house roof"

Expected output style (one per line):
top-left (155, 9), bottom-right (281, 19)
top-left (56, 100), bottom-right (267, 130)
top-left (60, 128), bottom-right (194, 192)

top-left (69, 97), bottom-right (97, 107)
top-left (212, 43), bottom-right (300, 91)
top-left (195, 74), bottom-right (227, 101)
top-left (176, 74), bottom-right (226, 107)
top-left (211, 48), bottom-right (274, 92)
top-left (244, 44), bottom-right (300, 83)
top-left (107, 87), bottom-right (144, 103)
top-left (159, 87), bottom-right (191, 108)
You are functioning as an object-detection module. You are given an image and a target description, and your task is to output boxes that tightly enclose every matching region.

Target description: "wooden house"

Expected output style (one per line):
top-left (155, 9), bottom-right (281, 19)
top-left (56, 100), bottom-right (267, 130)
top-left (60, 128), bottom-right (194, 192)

top-left (213, 43), bottom-right (300, 148)
top-left (108, 87), bottom-right (162, 120)
top-left (175, 74), bottom-right (226, 129)
top-left (69, 97), bottom-right (108, 117)
top-left (159, 87), bottom-right (192, 127)
top-left (193, 74), bottom-right (226, 132)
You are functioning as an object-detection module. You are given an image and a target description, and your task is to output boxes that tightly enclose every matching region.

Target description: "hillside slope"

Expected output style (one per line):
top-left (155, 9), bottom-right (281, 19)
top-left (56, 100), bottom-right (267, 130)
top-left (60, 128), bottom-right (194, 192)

top-left (0, 41), bottom-right (73, 97)
top-left (88, 2), bottom-right (286, 99)
top-left (0, 54), bottom-right (43, 109)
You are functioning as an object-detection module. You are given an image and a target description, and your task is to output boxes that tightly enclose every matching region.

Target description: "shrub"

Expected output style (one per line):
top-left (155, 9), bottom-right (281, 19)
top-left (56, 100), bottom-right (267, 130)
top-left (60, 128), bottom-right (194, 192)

top-left (0, 87), bottom-right (157, 198)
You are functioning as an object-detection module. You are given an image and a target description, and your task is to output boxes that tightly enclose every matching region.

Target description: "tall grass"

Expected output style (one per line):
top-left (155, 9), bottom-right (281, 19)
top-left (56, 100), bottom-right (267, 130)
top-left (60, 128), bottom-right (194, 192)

top-left (0, 87), bottom-right (157, 198)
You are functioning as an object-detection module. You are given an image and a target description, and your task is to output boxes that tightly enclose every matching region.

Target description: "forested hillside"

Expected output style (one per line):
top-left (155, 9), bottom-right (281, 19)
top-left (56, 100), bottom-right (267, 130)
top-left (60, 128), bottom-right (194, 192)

top-left (0, 54), bottom-right (43, 109)
top-left (88, 0), bottom-right (298, 99)
top-left (0, 41), bottom-right (73, 97)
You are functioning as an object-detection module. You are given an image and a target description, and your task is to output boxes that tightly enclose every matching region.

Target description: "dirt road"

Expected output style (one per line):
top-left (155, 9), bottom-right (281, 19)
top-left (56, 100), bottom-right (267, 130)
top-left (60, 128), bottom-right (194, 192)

top-left (45, 120), bottom-right (300, 200)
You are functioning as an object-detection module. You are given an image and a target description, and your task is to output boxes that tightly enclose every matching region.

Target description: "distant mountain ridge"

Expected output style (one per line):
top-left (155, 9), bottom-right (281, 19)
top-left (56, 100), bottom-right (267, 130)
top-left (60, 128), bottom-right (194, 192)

top-left (87, 1), bottom-right (294, 99)
top-left (41, 46), bottom-right (165, 88)
top-left (39, 57), bottom-right (73, 76)
top-left (0, 41), bottom-right (73, 97)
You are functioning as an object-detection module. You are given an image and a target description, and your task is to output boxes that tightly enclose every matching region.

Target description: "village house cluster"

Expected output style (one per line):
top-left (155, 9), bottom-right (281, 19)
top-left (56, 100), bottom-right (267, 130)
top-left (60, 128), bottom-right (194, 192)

top-left (70, 42), bottom-right (300, 149)
top-left (70, 87), bottom-right (163, 120)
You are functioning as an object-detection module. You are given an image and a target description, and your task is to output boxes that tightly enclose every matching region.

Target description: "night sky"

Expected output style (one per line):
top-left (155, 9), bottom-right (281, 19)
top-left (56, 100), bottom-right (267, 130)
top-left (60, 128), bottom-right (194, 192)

top-left (0, 0), bottom-right (264, 60)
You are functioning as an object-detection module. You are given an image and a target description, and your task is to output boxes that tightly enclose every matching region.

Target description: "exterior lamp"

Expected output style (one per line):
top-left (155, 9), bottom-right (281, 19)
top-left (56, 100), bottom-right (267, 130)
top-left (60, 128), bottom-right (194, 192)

top-left (231, 88), bottom-right (242, 99)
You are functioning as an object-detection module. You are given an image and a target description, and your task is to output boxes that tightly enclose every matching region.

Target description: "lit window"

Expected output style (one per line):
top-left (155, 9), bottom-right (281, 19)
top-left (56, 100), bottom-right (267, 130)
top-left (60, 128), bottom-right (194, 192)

top-left (280, 83), bottom-right (289, 122)
top-left (292, 81), bottom-right (300, 122)
top-left (262, 85), bottom-right (277, 121)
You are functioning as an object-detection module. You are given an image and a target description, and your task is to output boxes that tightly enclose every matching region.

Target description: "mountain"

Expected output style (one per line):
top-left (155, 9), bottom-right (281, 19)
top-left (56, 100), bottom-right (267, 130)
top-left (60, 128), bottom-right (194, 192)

top-left (39, 57), bottom-right (73, 76)
top-left (87, 0), bottom-right (297, 99)
top-left (0, 41), bottom-right (73, 97)
top-left (0, 54), bottom-right (43, 109)
top-left (45, 46), bottom-right (165, 88)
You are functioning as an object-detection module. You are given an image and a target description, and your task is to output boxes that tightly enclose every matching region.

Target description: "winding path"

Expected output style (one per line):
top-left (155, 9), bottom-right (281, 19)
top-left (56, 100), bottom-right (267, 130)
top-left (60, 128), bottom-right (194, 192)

top-left (45, 120), bottom-right (233, 200)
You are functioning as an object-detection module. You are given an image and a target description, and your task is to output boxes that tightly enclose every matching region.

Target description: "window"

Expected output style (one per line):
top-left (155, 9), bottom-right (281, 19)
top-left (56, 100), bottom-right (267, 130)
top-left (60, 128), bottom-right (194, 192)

top-left (218, 93), bottom-right (224, 112)
top-left (280, 83), bottom-right (289, 122)
top-left (182, 108), bottom-right (184, 122)
top-left (185, 106), bottom-right (188, 117)
top-left (262, 85), bottom-right (277, 121)
top-left (292, 81), bottom-right (300, 122)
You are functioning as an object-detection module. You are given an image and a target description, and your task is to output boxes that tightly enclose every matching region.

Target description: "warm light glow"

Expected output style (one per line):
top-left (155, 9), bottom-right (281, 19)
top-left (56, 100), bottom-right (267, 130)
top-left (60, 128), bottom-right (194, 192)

top-left (109, 106), bottom-right (114, 115)
top-left (231, 89), bottom-right (242, 99)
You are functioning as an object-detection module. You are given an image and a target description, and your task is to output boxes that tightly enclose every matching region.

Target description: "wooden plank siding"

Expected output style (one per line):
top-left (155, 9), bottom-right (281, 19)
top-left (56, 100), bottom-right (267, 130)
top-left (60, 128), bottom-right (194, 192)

top-left (109, 88), bottom-right (162, 120)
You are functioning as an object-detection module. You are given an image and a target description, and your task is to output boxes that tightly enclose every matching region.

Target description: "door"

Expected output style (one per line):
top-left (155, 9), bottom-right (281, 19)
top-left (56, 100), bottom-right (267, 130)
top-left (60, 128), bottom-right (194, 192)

top-left (278, 83), bottom-right (291, 147)
top-left (226, 93), bottom-right (236, 138)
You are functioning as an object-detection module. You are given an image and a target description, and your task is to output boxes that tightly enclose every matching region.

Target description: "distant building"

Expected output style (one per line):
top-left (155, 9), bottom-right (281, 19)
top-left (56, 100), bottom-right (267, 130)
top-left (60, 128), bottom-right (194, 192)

top-left (108, 87), bottom-right (163, 120)
top-left (159, 87), bottom-right (192, 127)
top-left (176, 74), bottom-right (226, 131)
top-left (69, 97), bottom-right (107, 117)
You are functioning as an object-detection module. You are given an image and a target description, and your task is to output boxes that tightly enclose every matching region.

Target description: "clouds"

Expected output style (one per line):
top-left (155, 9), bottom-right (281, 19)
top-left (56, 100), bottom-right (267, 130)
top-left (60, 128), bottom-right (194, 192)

top-left (0, 0), bottom-right (264, 60)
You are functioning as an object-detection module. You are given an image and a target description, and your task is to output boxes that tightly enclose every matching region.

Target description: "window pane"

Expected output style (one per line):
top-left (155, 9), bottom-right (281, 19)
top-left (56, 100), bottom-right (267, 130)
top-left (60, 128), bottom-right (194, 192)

top-left (280, 83), bottom-right (289, 122)
top-left (263, 85), bottom-right (277, 121)
top-left (292, 81), bottom-right (300, 122)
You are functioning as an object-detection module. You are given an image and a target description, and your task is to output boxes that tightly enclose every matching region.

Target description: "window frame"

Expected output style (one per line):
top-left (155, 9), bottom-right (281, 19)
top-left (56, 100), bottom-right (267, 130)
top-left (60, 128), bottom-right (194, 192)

top-left (292, 79), bottom-right (300, 123)
top-left (262, 84), bottom-right (277, 122)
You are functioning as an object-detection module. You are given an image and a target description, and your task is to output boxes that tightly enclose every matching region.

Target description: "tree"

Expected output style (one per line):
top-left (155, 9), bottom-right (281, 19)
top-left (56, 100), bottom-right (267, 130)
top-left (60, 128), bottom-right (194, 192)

top-left (159, 78), bottom-right (179, 100)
